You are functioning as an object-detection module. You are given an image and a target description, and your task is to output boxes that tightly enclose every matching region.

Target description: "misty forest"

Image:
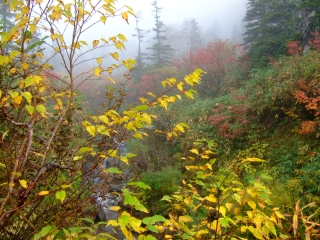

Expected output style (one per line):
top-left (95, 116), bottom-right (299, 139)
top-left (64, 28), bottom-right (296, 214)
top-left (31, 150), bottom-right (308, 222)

top-left (1, 0), bottom-right (320, 239)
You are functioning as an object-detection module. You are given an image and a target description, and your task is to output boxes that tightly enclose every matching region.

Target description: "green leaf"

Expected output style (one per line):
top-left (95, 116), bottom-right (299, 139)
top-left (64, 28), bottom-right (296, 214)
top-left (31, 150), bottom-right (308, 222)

top-left (128, 182), bottom-right (151, 190)
top-left (107, 167), bottom-right (122, 174)
top-left (25, 76), bottom-right (36, 88)
top-left (36, 104), bottom-right (46, 117)
top-left (80, 218), bottom-right (94, 224)
top-left (142, 215), bottom-right (167, 226)
top-left (34, 225), bottom-right (55, 240)
top-left (161, 195), bottom-right (171, 202)
top-left (118, 214), bottom-right (131, 229)
top-left (123, 189), bottom-right (148, 213)
top-left (10, 50), bottom-right (21, 59)
top-left (8, 90), bottom-right (19, 99)
top-left (260, 173), bottom-right (273, 180)
top-left (135, 105), bottom-right (148, 111)
top-left (55, 190), bottom-right (66, 203)
top-left (145, 235), bottom-right (157, 240)
top-left (0, 55), bottom-right (10, 65)
top-left (25, 105), bottom-right (34, 115)
top-left (21, 92), bottom-right (32, 104)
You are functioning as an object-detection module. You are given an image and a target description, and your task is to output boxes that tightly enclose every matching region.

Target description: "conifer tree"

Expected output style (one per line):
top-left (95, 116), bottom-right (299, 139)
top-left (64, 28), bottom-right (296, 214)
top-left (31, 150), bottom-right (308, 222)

top-left (299, 0), bottom-right (320, 46)
top-left (147, 0), bottom-right (173, 67)
top-left (180, 18), bottom-right (203, 55)
top-left (243, 0), bottom-right (300, 68)
top-left (0, 2), bottom-right (16, 52)
top-left (132, 12), bottom-right (149, 82)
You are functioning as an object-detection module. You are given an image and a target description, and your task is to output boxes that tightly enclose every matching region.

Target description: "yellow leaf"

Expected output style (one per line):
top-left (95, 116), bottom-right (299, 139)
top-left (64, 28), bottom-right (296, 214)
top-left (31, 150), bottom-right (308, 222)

top-left (92, 39), bottom-right (99, 48)
top-left (110, 52), bottom-right (119, 61)
top-left (29, 24), bottom-right (37, 34)
top-left (190, 149), bottom-right (198, 155)
top-left (34, 75), bottom-right (42, 84)
top-left (179, 215), bottom-right (193, 223)
top-left (51, 33), bottom-right (59, 41)
top-left (110, 206), bottom-right (121, 211)
top-left (108, 77), bottom-right (115, 83)
top-left (177, 82), bottom-right (184, 92)
top-left (38, 191), bottom-right (49, 196)
top-left (117, 33), bottom-right (127, 41)
top-left (225, 203), bottom-right (233, 211)
top-left (100, 15), bottom-right (106, 24)
top-left (248, 200), bottom-right (256, 209)
top-left (36, 52), bottom-right (44, 59)
top-left (122, 11), bottom-right (129, 24)
top-left (22, 62), bottom-right (29, 70)
top-left (242, 157), bottom-right (266, 163)
top-left (109, 36), bottom-right (116, 43)
top-left (293, 200), bottom-right (300, 238)
top-left (96, 57), bottom-right (102, 65)
top-left (13, 95), bottom-right (23, 107)
top-left (116, 41), bottom-right (126, 50)
top-left (107, 67), bottom-right (113, 74)
top-left (19, 179), bottom-right (28, 188)
top-left (107, 220), bottom-right (119, 227)
top-left (59, 35), bottom-right (64, 43)
top-left (86, 126), bottom-right (96, 136)
top-left (94, 66), bottom-right (103, 77)
top-left (219, 206), bottom-right (226, 217)
top-left (205, 194), bottom-right (217, 203)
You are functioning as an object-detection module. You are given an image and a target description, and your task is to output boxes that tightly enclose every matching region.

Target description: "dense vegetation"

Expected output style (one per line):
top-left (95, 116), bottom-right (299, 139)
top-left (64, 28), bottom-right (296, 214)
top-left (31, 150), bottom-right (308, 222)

top-left (1, 0), bottom-right (320, 239)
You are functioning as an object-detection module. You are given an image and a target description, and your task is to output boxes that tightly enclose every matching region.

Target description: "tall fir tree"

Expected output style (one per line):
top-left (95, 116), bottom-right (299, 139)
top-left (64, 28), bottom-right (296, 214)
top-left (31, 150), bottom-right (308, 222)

top-left (243, 0), bottom-right (300, 68)
top-left (147, 0), bottom-right (173, 67)
top-left (0, 2), bottom-right (16, 53)
top-left (132, 12), bottom-right (149, 82)
top-left (180, 18), bottom-right (203, 55)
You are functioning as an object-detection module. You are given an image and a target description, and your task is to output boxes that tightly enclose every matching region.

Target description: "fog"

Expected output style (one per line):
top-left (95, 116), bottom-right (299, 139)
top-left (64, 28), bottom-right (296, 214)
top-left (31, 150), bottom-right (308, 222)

top-left (121, 0), bottom-right (247, 39)
top-left (44, 0), bottom-right (248, 78)
top-left (117, 0), bottom-right (248, 59)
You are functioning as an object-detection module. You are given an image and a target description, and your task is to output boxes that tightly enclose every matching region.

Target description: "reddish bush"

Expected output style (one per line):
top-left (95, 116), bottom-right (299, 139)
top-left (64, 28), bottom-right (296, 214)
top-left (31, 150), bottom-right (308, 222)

top-left (287, 41), bottom-right (303, 55)
top-left (177, 41), bottom-right (248, 95)
top-left (309, 32), bottom-right (320, 50)
top-left (209, 95), bottom-right (252, 139)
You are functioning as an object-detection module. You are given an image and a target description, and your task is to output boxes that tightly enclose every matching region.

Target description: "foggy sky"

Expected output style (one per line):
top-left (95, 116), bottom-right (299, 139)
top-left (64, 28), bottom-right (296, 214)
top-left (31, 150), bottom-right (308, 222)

top-left (120, 0), bottom-right (247, 39)
top-left (115, 0), bottom-right (248, 59)
top-left (44, 0), bottom-right (248, 75)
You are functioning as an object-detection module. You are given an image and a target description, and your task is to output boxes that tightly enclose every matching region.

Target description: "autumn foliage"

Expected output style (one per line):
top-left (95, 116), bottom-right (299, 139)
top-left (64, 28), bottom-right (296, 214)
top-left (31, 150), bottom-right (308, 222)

top-left (209, 94), bottom-right (252, 139)
top-left (294, 78), bottom-right (320, 134)
top-left (177, 41), bottom-right (248, 95)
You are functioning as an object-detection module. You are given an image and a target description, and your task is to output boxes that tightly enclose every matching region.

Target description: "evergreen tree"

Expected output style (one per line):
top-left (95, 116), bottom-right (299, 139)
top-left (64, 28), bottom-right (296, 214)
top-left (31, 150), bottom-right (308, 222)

top-left (0, 2), bottom-right (16, 53)
top-left (132, 12), bottom-right (149, 82)
top-left (243, 0), bottom-right (300, 68)
top-left (299, 0), bottom-right (320, 46)
top-left (231, 23), bottom-right (243, 44)
top-left (180, 18), bottom-right (203, 55)
top-left (147, 0), bottom-right (173, 67)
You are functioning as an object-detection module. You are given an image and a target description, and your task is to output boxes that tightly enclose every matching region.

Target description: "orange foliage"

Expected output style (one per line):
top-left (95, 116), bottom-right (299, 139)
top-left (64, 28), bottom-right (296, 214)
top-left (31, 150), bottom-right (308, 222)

top-left (294, 78), bottom-right (320, 135)
top-left (299, 121), bottom-right (318, 135)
